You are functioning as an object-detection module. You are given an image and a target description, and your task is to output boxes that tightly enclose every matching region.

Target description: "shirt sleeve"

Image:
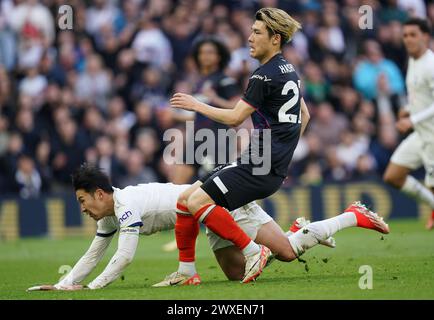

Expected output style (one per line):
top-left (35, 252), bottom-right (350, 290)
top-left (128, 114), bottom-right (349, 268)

top-left (115, 205), bottom-right (143, 229)
top-left (410, 67), bottom-right (434, 124)
top-left (55, 235), bottom-right (114, 288)
top-left (429, 67), bottom-right (434, 98)
top-left (87, 227), bottom-right (140, 289)
top-left (242, 74), bottom-right (268, 110)
top-left (96, 216), bottom-right (118, 237)
top-left (410, 102), bottom-right (434, 124)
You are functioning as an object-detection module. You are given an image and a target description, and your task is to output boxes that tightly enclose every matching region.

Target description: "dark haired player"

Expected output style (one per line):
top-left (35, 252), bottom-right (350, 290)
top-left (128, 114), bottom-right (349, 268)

top-left (27, 164), bottom-right (387, 291)
top-left (383, 18), bottom-right (434, 230)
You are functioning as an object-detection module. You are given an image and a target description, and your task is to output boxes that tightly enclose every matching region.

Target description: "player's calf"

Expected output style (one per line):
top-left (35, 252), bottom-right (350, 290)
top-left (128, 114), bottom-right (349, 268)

top-left (287, 202), bottom-right (389, 257)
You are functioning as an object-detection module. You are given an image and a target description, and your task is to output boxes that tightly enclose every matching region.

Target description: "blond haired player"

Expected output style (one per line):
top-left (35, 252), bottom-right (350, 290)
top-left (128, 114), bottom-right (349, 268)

top-left (383, 18), bottom-right (434, 230)
top-left (155, 7), bottom-right (389, 287)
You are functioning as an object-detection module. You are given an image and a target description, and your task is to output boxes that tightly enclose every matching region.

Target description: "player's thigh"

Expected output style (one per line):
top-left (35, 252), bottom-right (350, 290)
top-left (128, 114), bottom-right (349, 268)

top-left (383, 162), bottom-right (412, 187)
top-left (255, 220), bottom-right (296, 262)
top-left (179, 164), bottom-right (233, 207)
top-left (389, 133), bottom-right (424, 170)
top-left (187, 187), bottom-right (215, 213)
top-left (201, 163), bottom-right (284, 211)
top-left (213, 246), bottom-right (245, 281)
top-left (177, 181), bottom-right (203, 206)
top-left (386, 133), bottom-right (423, 186)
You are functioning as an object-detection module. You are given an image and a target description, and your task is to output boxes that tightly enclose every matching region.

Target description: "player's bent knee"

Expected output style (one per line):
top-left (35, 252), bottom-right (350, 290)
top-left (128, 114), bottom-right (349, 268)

top-left (177, 193), bottom-right (188, 207)
top-left (383, 164), bottom-right (409, 188)
top-left (275, 250), bottom-right (296, 262)
top-left (383, 168), bottom-right (394, 184)
top-left (178, 181), bottom-right (203, 207)
top-left (220, 266), bottom-right (244, 281)
top-left (217, 257), bottom-right (244, 280)
top-left (186, 190), bottom-right (213, 215)
top-left (383, 173), bottom-right (404, 189)
top-left (271, 241), bottom-right (297, 262)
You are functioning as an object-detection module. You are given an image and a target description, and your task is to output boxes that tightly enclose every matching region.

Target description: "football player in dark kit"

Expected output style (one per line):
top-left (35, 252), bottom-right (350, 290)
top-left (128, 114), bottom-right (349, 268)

top-left (154, 8), bottom-right (309, 286)
top-left (154, 7), bottom-right (387, 287)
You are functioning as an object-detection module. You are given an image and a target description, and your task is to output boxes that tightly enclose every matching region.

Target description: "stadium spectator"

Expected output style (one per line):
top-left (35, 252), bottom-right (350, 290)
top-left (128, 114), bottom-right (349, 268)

top-left (74, 54), bottom-right (111, 110)
top-left (14, 154), bottom-right (42, 199)
top-left (0, 0), bottom-right (430, 195)
top-left (370, 126), bottom-right (399, 175)
top-left (0, 0), bottom-right (17, 71)
top-left (50, 118), bottom-right (87, 189)
top-left (0, 132), bottom-right (25, 189)
top-left (170, 36), bottom-right (241, 184)
top-left (308, 102), bottom-right (349, 149)
top-left (9, 0), bottom-right (55, 45)
top-left (118, 148), bottom-right (157, 188)
top-left (87, 135), bottom-right (124, 187)
top-left (303, 61), bottom-right (330, 104)
top-left (35, 139), bottom-right (52, 192)
top-left (353, 40), bottom-right (405, 100)
top-left (0, 65), bottom-right (12, 114)
top-left (13, 108), bottom-right (41, 157)
top-left (18, 67), bottom-right (47, 108)
top-left (131, 14), bottom-right (173, 71)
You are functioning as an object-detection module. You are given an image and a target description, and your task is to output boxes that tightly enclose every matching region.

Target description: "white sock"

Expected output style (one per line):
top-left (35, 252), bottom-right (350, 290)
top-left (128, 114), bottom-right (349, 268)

top-left (288, 213), bottom-right (356, 256)
top-left (401, 176), bottom-right (434, 209)
top-left (242, 240), bottom-right (260, 257)
top-left (178, 262), bottom-right (196, 276)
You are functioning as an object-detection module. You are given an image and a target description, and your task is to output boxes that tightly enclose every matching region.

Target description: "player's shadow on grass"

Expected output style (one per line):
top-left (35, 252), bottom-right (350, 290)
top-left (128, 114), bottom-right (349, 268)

top-left (112, 272), bottom-right (358, 290)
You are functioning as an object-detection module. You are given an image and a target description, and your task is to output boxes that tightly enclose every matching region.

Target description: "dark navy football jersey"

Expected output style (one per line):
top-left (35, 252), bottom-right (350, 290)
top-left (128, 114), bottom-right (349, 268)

top-left (241, 53), bottom-right (302, 177)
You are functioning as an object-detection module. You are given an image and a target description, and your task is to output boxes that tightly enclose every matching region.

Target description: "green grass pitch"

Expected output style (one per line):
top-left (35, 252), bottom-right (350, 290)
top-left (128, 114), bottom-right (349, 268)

top-left (1, 219), bottom-right (433, 300)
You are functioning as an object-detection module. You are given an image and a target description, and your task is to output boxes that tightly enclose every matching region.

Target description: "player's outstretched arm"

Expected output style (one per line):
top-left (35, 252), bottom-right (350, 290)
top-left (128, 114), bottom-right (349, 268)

top-left (170, 93), bottom-right (255, 127)
top-left (27, 235), bottom-right (114, 291)
top-left (86, 227), bottom-right (140, 289)
top-left (300, 98), bottom-right (310, 137)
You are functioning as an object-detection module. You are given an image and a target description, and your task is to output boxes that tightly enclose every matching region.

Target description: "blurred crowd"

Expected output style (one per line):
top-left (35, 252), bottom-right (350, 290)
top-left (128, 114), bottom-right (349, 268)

top-left (0, 0), bottom-right (433, 198)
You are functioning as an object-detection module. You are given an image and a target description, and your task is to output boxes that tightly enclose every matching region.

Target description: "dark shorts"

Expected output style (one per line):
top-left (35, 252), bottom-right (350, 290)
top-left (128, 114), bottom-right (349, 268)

top-left (200, 162), bottom-right (284, 211)
top-left (182, 139), bottom-right (234, 179)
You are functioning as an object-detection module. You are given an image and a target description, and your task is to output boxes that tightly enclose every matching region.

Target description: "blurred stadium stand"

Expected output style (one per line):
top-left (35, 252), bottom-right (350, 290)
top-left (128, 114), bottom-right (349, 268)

top-left (0, 0), bottom-right (433, 239)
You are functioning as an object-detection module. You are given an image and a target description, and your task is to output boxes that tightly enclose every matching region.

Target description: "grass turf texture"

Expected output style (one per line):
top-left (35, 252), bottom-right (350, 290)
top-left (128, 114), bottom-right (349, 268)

top-left (1, 219), bottom-right (433, 300)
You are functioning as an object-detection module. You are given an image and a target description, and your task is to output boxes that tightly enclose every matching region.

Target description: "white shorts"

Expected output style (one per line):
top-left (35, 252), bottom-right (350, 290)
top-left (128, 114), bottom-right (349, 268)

top-left (391, 132), bottom-right (434, 187)
top-left (206, 201), bottom-right (273, 251)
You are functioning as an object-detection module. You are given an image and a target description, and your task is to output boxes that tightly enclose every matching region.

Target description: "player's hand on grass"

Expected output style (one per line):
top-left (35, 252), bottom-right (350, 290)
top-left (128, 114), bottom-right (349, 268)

top-left (27, 284), bottom-right (88, 291)
top-left (396, 117), bottom-right (413, 134)
top-left (170, 93), bottom-right (200, 111)
top-left (27, 284), bottom-right (57, 291)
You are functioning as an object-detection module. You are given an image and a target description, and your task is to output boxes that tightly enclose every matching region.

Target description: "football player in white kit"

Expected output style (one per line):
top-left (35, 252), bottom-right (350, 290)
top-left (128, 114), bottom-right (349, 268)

top-left (383, 18), bottom-right (434, 230)
top-left (27, 164), bottom-right (388, 291)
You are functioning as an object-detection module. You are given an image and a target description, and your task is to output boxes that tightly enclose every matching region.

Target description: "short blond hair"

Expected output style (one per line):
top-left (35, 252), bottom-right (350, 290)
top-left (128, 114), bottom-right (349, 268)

top-left (255, 8), bottom-right (302, 46)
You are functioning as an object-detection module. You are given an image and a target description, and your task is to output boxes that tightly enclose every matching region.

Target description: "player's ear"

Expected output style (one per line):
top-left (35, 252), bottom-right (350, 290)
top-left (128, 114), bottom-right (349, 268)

top-left (272, 33), bottom-right (281, 46)
top-left (95, 188), bottom-right (104, 200)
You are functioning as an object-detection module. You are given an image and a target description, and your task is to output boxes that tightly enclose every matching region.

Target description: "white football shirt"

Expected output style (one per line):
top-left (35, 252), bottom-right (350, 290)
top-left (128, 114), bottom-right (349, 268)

top-left (96, 183), bottom-right (190, 236)
top-left (406, 49), bottom-right (434, 143)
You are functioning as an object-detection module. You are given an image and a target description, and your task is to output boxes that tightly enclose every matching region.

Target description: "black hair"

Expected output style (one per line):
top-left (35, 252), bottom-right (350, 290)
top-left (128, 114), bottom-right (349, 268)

top-left (404, 18), bottom-right (431, 34)
top-left (191, 37), bottom-right (231, 71)
top-left (71, 163), bottom-right (113, 194)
